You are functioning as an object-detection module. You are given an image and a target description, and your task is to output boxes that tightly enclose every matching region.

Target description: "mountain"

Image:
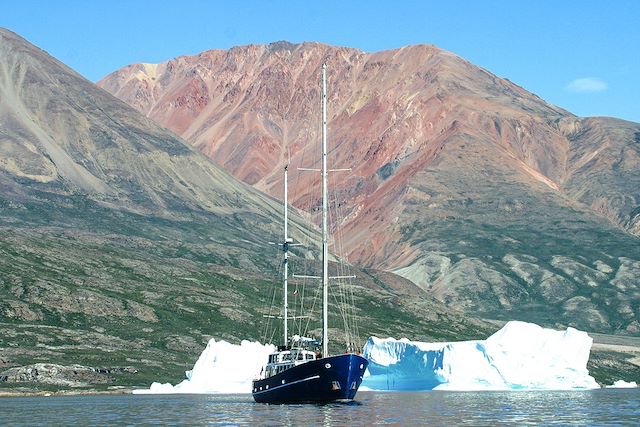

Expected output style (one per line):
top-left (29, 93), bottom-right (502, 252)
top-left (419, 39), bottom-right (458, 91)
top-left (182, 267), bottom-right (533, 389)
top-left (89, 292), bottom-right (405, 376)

top-left (0, 29), bottom-right (501, 391)
top-left (0, 30), bottom-right (289, 223)
top-left (99, 41), bottom-right (640, 335)
top-left (0, 27), bottom-right (278, 389)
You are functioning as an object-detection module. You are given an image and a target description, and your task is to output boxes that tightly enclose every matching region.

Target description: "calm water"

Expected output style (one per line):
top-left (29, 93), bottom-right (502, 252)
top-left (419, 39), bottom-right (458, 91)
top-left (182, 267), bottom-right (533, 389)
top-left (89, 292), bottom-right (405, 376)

top-left (2, 390), bottom-right (639, 426)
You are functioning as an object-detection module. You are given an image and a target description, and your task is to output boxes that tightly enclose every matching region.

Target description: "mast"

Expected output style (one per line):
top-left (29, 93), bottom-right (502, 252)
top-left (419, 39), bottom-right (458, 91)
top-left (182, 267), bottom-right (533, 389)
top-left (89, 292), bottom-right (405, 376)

top-left (321, 64), bottom-right (329, 357)
top-left (283, 165), bottom-right (289, 347)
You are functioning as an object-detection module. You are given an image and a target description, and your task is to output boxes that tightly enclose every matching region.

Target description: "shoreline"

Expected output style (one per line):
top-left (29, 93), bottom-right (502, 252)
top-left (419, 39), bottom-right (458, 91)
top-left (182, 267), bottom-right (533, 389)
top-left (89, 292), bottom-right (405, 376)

top-left (0, 388), bottom-right (133, 398)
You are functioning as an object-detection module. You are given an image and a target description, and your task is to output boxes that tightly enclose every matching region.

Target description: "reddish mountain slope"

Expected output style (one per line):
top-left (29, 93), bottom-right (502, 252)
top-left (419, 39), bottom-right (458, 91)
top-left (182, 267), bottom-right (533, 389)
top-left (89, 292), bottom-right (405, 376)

top-left (99, 42), bottom-right (640, 333)
top-left (99, 42), bottom-right (639, 265)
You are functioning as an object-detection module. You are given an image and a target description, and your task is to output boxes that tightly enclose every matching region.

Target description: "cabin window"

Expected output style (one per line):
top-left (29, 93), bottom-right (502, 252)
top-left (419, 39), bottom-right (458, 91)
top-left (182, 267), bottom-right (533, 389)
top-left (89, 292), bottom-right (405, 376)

top-left (297, 353), bottom-right (304, 360)
top-left (283, 353), bottom-right (292, 361)
top-left (306, 354), bottom-right (314, 360)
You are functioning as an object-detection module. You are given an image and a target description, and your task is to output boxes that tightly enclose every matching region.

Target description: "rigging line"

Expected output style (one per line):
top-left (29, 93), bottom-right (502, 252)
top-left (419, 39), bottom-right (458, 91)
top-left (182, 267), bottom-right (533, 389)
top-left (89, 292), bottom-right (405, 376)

top-left (340, 284), bottom-right (354, 349)
top-left (293, 172), bottom-right (323, 342)
top-left (331, 172), bottom-right (360, 347)
top-left (263, 256), bottom-right (280, 342)
top-left (263, 242), bottom-right (287, 344)
top-left (302, 279), bottom-right (316, 339)
top-left (299, 149), bottom-right (324, 340)
top-left (290, 277), bottom-right (298, 337)
top-left (290, 256), bottom-right (317, 341)
top-left (342, 265), bottom-right (359, 347)
top-left (268, 320), bottom-right (277, 347)
top-left (327, 179), bottom-right (354, 347)
top-left (328, 240), bottom-right (350, 347)
top-left (300, 279), bottom-right (308, 338)
top-left (341, 282), bottom-right (355, 350)
top-left (261, 250), bottom-right (275, 341)
top-left (302, 277), bottom-right (322, 340)
top-left (296, 280), bottom-right (305, 339)
top-left (326, 182), bottom-right (340, 336)
top-left (328, 171), bottom-right (361, 350)
top-left (336, 221), bottom-right (359, 346)
top-left (292, 279), bottom-right (300, 338)
top-left (263, 278), bottom-right (277, 343)
top-left (298, 277), bottom-right (312, 339)
top-left (336, 289), bottom-right (349, 348)
top-left (330, 283), bottom-right (351, 349)
top-left (292, 274), bottom-right (309, 339)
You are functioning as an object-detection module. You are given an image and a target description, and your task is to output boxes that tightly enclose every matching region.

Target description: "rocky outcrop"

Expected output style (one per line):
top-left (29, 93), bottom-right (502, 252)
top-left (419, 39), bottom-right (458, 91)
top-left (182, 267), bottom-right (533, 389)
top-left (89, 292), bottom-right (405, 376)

top-left (0, 363), bottom-right (138, 387)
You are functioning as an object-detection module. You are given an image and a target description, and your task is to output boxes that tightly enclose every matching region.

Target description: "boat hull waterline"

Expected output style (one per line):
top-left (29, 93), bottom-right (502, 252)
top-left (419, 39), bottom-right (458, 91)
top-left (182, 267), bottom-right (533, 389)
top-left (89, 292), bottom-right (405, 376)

top-left (252, 354), bottom-right (368, 403)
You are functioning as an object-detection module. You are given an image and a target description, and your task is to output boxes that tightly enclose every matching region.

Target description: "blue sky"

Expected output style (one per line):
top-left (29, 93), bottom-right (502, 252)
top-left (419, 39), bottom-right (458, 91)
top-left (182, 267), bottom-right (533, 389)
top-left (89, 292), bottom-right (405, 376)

top-left (1, 0), bottom-right (638, 122)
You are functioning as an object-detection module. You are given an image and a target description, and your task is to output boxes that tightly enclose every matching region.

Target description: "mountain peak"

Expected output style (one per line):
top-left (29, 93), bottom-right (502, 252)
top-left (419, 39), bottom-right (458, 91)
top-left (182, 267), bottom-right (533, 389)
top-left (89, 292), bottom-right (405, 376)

top-left (0, 29), bottom-right (282, 219)
top-left (97, 40), bottom-right (640, 334)
top-left (267, 40), bottom-right (300, 53)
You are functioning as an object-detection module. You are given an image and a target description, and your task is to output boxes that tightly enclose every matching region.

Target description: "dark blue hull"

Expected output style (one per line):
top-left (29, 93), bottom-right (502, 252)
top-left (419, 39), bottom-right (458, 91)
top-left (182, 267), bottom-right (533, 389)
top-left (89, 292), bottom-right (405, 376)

top-left (252, 354), bottom-right (368, 403)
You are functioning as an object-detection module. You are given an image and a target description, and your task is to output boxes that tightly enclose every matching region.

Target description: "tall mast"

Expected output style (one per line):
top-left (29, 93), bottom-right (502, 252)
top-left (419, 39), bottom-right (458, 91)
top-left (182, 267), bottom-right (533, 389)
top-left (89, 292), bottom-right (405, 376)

top-left (321, 64), bottom-right (329, 357)
top-left (283, 165), bottom-right (289, 347)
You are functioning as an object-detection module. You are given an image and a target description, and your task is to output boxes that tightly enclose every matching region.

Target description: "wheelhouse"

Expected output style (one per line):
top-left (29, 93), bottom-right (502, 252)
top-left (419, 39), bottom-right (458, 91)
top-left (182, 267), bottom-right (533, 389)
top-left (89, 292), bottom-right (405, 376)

top-left (262, 349), bottom-right (317, 379)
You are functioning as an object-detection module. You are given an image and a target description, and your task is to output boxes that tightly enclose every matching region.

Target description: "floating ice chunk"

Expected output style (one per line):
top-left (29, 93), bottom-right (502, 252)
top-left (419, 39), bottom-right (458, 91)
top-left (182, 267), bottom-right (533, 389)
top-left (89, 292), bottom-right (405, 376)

top-left (605, 380), bottom-right (638, 388)
top-left (133, 339), bottom-right (275, 394)
top-left (362, 321), bottom-right (600, 391)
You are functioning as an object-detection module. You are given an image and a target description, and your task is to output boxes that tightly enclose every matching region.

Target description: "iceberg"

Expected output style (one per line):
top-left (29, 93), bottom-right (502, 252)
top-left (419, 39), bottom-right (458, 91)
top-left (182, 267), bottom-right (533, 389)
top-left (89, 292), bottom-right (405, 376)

top-left (133, 321), bottom-right (603, 394)
top-left (362, 321), bottom-right (600, 391)
top-left (133, 339), bottom-right (275, 394)
top-left (605, 380), bottom-right (638, 388)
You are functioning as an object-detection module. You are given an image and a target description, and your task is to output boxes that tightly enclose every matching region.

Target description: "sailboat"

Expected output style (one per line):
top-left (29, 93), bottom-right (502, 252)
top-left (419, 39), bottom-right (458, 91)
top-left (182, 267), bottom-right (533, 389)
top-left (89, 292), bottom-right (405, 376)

top-left (252, 64), bottom-right (368, 404)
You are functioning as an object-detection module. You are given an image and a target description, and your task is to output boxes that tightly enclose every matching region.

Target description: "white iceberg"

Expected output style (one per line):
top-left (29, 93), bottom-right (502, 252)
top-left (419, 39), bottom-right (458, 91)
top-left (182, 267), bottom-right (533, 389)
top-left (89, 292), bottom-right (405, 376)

top-left (133, 339), bottom-right (275, 394)
top-left (605, 380), bottom-right (637, 388)
top-left (362, 321), bottom-right (600, 391)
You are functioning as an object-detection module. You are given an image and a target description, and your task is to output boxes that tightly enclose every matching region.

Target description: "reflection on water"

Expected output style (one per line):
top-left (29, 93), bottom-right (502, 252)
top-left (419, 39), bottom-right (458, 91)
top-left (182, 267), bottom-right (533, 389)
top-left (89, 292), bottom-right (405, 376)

top-left (2, 389), bottom-right (639, 426)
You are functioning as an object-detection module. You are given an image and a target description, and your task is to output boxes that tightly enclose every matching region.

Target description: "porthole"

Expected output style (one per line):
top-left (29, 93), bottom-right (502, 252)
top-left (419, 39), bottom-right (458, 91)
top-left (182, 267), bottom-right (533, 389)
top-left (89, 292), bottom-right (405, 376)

top-left (359, 364), bottom-right (364, 369)
top-left (325, 363), bottom-right (331, 369)
top-left (282, 379), bottom-right (285, 384)
top-left (266, 385), bottom-right (269, 389)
